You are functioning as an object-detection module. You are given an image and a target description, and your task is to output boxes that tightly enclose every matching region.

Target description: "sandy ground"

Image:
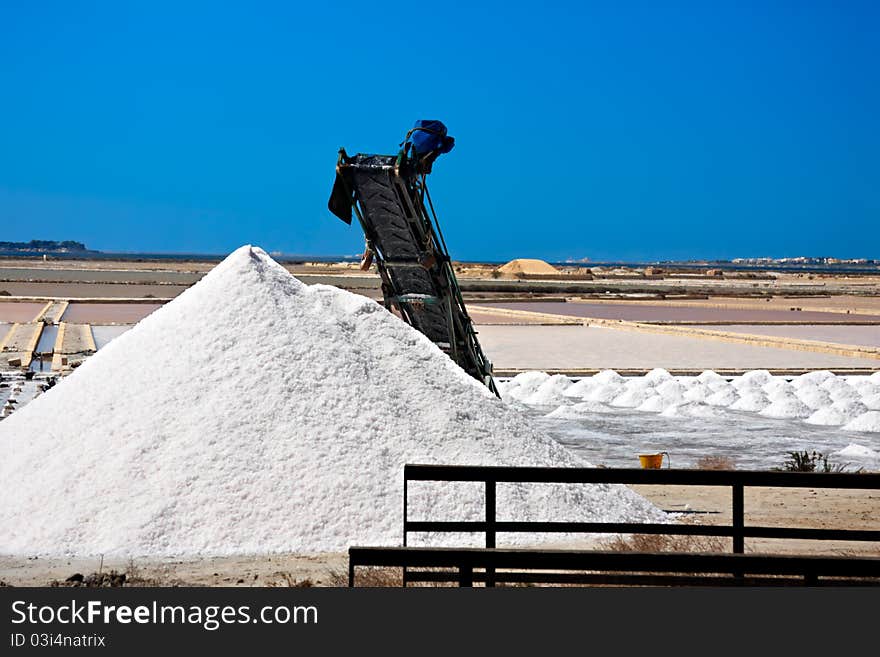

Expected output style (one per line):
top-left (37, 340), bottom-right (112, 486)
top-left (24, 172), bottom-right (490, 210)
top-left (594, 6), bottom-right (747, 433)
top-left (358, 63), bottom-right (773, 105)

top-left (476, 324), bottom-right (880, 370)
top-left (0, 553), bottom-right (349, 587)
top-left (630, 484), bottom-right (880, 556)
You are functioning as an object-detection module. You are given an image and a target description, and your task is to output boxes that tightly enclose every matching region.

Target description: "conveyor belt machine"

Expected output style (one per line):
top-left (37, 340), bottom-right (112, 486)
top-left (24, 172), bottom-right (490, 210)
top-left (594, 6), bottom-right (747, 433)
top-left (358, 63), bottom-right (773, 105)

top-left (328, 121), bottom-right (498, 396)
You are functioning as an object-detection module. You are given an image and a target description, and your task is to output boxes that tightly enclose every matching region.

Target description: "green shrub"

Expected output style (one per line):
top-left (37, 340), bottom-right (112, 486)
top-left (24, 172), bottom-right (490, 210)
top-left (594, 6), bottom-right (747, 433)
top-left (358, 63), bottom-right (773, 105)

top-left (775, 450), bottom-right (856, 473)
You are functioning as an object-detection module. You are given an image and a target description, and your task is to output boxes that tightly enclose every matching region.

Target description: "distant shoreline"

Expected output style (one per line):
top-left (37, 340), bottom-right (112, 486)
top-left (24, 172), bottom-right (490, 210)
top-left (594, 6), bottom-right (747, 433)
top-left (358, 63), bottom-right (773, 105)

top-left (2, 250), bottom-right (879, 275)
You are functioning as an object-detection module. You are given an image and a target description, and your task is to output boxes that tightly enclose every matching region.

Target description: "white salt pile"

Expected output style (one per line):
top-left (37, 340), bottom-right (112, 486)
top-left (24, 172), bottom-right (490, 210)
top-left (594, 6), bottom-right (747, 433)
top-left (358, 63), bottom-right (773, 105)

top-left (796, 386), bottom-right (833, 410)
top-left (501, 370), bottom-right (549, 403)
top-left (792, 370), bottom-right (835, 388)
top-left (705, 387), bottom-right (739, 407)
top-left (734, 370), bottom-right (773, 390)
top-left (729, 391), bottom-right (770, 412)
top-left (844, 411), bottom-right (880, 433)
top-left (835, 443), bottom-right (880, 460)
top-left (759, 396), bottom-right (812, 419)
top-left (683, 384), bottom-right (713, 403)
top-left (610, 379), bottom-right (654, 408)
top-left (545, 401), bottom-right (614, 419)
top-left (804, 400), bottom-right (865, 426)
top-left (522, 374), bottom-right (573, 406)
top-left (862, 393), bottom-right (880, 411)
top-left (636, 395), bottom-right (666, 413)
top-left (0, 246), bottom-right (664, 557)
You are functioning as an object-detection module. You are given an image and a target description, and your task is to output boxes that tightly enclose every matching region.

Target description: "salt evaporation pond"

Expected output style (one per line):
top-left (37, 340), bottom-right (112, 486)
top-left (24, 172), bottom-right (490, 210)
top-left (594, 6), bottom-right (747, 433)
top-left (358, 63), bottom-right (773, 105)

top-left (501, 370), bottom-right (880, 471)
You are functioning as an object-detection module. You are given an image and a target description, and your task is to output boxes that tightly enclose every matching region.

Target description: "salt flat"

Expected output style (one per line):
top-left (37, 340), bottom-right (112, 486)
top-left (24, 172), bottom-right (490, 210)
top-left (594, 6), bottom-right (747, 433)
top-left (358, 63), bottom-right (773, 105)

top-left (698, 324), bottom-right (880, 348)
top-left (476, 324), bottom-right (880, 370)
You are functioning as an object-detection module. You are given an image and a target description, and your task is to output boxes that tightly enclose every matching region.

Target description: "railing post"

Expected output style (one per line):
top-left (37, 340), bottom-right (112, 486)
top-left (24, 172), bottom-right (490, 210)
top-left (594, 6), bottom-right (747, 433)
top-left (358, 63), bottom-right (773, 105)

top-left (732, 482), bottom-right (745, 582)
top-left (348, 561), bottom-right (355, 587)
top-left (403, 473), bottom-right (408, 587)
top-left (732, 483), bottom-right (744, 553)
top-left (403, 474), bottom-right (408, 547)
top-left (459, 564), bottom-right (473, 587)
top-left (486, 479), bottom-right (496, 587)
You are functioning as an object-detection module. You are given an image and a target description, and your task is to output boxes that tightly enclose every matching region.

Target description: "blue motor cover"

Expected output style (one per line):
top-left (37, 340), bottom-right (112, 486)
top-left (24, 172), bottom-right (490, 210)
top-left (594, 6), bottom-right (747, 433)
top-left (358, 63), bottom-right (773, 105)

top-left (409, 120), bottom-right (455, 156)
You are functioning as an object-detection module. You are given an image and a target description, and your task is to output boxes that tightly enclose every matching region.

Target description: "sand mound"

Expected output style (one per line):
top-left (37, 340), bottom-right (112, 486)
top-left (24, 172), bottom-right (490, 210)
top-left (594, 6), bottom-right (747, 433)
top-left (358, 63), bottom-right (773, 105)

top-left (498, 258), bottom-right (559, 276)
top-left (0, 247), bottom-right (662, 557)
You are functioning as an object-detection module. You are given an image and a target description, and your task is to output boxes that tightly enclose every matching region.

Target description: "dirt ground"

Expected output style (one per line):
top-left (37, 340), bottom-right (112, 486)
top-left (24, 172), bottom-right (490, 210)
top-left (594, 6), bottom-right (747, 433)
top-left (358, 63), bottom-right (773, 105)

top-left (631, 484), bottom-right (880, 556)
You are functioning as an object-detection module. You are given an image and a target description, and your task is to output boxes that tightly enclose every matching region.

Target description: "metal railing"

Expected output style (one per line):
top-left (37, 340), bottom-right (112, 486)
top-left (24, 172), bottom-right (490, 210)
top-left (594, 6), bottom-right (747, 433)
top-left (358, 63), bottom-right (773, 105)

top-left (404, 464), bottom-right (880, 551)
top-left (401, 464), bottom-right (880, 585)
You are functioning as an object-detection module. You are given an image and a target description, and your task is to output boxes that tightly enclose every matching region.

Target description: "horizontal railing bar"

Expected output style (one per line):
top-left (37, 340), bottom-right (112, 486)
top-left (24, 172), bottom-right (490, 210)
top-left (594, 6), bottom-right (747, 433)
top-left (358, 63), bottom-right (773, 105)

top-left (349, 547), bottom-right (880, 577)
top-left (404, 465), bottom-right (880, 489)
top-left (404, 521), bottom-right (880, 542)
top-left (402, 571), bottom-right (872, 587)
top-left (404, 521), bottom-right (727, 535)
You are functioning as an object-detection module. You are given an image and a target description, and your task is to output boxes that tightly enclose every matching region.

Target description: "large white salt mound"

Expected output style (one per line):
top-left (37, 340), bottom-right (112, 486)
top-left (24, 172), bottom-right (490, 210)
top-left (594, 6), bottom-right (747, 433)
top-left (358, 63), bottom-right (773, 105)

top-left (870, 372), bottom-right (880, 384)
top-left (0, 246), bottom-right (663, 556)
top-left (523, 374), bottom-right (573, 406)
top-left (843, 411), bottom-right (880, 433)
top-left (759, 397), bottom-right (813, 419)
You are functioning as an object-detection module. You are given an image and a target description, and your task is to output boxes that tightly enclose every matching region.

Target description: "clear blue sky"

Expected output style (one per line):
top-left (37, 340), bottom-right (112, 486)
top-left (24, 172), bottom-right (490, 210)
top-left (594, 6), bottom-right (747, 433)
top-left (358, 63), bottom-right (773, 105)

top-left (1, 1), bottom-right (877, 261)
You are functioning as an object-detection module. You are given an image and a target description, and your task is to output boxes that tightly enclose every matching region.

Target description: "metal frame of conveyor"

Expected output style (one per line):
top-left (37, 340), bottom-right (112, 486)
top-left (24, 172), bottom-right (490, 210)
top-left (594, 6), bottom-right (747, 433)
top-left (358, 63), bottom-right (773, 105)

top-left (332, 149), bottom-right (499, 397)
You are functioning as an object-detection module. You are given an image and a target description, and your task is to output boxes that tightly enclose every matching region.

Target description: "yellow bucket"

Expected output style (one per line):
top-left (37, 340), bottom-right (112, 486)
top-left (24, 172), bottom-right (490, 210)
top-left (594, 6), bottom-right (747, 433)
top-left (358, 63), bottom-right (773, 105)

top-left (638, 452), bottom-right (669, 469)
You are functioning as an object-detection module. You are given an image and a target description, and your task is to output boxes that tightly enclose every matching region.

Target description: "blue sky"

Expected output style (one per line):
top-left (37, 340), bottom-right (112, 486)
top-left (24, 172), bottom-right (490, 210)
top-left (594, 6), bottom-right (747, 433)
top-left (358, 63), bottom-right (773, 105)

top-left (1, 1), bottom-right (877, 261)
